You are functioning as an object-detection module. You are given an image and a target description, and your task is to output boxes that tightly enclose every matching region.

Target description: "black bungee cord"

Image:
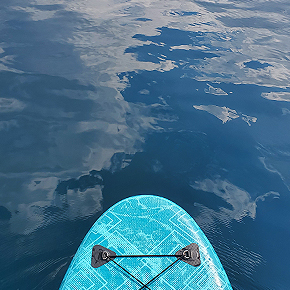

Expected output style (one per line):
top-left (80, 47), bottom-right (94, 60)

top-left (110, 254), bottom-right (183, 290)
top-left (137, 258), bottom-right (181, 290)
top-left (91, 244), bottom-right (200, 289)
top-left (109, 258), bottom-right (152, 290)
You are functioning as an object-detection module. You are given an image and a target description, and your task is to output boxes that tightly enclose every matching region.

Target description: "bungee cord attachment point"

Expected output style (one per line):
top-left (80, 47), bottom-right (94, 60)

top-left (91, 243), bottom-right (200, 269)
top-left (91, 243), bottom-right (200, 289)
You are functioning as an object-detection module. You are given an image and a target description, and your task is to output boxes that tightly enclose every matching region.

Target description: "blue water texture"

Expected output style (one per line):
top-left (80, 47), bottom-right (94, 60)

top-left (0, 0), bottom-right (290, 289)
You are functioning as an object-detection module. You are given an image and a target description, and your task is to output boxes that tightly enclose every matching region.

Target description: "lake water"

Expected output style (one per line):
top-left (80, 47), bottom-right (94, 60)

top-left (1, 0), bottom-right (290, 289)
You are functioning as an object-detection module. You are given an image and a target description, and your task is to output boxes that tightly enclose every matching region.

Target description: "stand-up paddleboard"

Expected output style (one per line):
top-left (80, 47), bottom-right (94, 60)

top-left (60, 195), bottom-right (233, 289)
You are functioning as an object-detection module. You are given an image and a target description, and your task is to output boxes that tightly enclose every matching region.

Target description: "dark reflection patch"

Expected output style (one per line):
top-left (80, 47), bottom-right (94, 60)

top-left (55, 170), bottom-right (103, 195)
top-left (244, 60), bottom-right (272, 70)
top-left (0, 206), bottom-right (12, 221)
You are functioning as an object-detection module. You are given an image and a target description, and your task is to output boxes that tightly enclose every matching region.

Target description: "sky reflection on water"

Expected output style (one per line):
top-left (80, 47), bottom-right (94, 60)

top-left (1, 0), bottom-right (290, 289)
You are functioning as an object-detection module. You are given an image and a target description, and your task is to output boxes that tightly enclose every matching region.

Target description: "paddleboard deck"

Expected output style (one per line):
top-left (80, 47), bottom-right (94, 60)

top-left (60, 195), bottom-right (233, 289)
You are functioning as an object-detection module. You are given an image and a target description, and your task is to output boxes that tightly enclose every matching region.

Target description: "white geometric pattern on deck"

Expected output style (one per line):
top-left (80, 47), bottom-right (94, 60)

top-left (60, 195), bottom-right (233, 290)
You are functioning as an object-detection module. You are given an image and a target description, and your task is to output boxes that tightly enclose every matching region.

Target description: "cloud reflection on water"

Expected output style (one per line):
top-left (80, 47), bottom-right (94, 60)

top-left (193, 104), bottom-right (257, 125)
top-left (261, 91), bottom-right (290, 102)
top-left (0, 98), bottom-right (26, 113)
top-left (1, 0), bottom-right (290, 234)
top-left (192, 178), bottom-right (279, 222)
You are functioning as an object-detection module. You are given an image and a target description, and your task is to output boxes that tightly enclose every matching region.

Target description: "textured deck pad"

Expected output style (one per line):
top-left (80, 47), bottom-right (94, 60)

top-left (60, 195), bottom-right (233, 289)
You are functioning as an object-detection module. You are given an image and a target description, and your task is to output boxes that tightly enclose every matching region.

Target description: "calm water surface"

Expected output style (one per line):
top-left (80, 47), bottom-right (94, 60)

top-left (1, 0), bottom-right (290, 289)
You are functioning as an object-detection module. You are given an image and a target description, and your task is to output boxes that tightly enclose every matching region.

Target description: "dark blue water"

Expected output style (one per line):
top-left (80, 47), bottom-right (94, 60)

top-left (1, 1), bottom-right (290, 289)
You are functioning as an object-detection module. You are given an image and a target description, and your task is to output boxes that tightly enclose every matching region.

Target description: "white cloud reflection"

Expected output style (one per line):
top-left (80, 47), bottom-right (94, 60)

top-left (193, 105), bottom-right (239, 123)
top-left (8, 0), bottom-right (289, 89)
top-left (12, 6), bottom-right (57, 21)
top-left (0, 98), bottom-right (26, 113)
top-left (193, 104), bottom-right (257, 126)
top-left (2, 0), bottom-right (288, 235)
top-left (192, 178), bottom-right (279, 222)
top-left (261, 92), bottom-right (290, 102)
top-left (257, 145), bottom-right (290, 192)
top-left (204, 84), bottom-right (228, 96)
top-left (10, 182), bottom-right (103, 235)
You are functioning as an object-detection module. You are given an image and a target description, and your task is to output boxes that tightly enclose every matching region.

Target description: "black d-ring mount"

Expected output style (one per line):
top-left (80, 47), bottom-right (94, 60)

top-left (91, 243), bottom-right (201, 268)
top-left (91, 245), bottom-right (116, 268)
top-left (175, 243), bottom-right (201, 266)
